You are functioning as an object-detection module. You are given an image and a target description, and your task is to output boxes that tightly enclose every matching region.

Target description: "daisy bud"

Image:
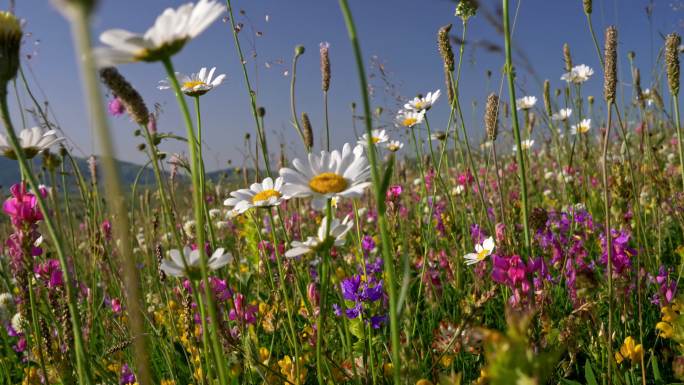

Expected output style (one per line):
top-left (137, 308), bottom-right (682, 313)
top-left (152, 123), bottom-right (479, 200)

top-left (543, 80), bottom-right (552, 117)
top-left (258, 106), bottom-right (266, 117)
top-left (563, 43), bottom-right (573, 72)
top-left (0, 11), bottom-right (22, 87)
top-left (438, 24), bottom-right (455, 72)
top-left (666, 33), bottom-right (681, 96)
top-left (320, 42), bottom-right (330, 92)
top-left (603, 26), bottom-right (618, 102)
top-left (627, 51), bottom-right (635, 61)
top-left (588, 95), bottom-right (595, 106)
top-left (301, 112), bottom-right (314, 149)
top-left (484, 93), bottom-right (499, 141)
top-left (583, 0), bottom-right (592, 15)
top-left (294, 44), bottom-right (305, 57)
top-left (99, 67), bottom-right (149, 126)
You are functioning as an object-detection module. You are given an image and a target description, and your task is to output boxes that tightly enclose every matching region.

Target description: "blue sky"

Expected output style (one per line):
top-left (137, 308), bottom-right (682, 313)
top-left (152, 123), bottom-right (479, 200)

top-left (10, 0), bottom-right (684, 171)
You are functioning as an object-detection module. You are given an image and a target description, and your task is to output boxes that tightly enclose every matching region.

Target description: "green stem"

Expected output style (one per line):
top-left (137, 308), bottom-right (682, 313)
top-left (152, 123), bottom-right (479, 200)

top-left (502, 0), bottom-right (531, 256)
top-left (69, 8), bottom-right (151, 384)
top-left (337, 1), bottom-right (400, 383)
top-left (290, 51), bottom-right (307, 151)
top-left (194, 96), bottom-right (218, 247)
top-left (0, 87), bottom-right (92, 385)
top-left (224, 0), bottom-right (272, 177)
top-left (161, 57), bottom-right (229, 385)
top-left (674, 97), bottom-right (684, 192)
top-left (603, 103), bottom-right (614, 384)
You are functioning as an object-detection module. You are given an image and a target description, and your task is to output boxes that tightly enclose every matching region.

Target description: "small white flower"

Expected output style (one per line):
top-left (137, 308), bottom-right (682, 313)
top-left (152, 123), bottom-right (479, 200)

top-left (284, 215), bottom-right (354, 258)
top-left (395, 109), bottom-right (426, 128)
top-left (182, 220), bottom-right (196, 238)
top-left (386, 140), bottom-right (404, 152)
top-left (279, 143), bottom-right (370, 211)
top-left (208, 208), bottom-right (222, 219)
top-left (404, 89), bottom-right (441, 111)
top-left (160, 246), bottom-right (232, 277)
top-left (0, 293), bottom-right (13, 320)
top-left (0, 126), bottom-right (65, 159)
top-left (451, 185), bottom-right (464, 195)
top-left (512, 139), bottom-right (535, 152)
top-left (224, 177), bottom-right (286, 214)
top-left (94, 0), bottom-right (225, 66)
top-left (430, 131), bottom-right (448, 141)
top-left (570, 118), bottom-right (591, 135)
top-left (561, 64), bottom-right (594, 84)
top-left (516, 96), bottom-right (537, 111)
top-left (463, 236), bottom-right (495, 265)
top-left (159, 66), bottom-right (226, 97)
top-left (551, 108), bottom-right (572, 121)
top-left (357, 129), bottom-right (389, 147)
top-left (11, 312), bottom-right (24, 333)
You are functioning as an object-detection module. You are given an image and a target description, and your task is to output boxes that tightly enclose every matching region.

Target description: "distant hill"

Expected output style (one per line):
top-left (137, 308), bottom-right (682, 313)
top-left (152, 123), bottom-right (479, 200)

top-left (0, 156), bottom-right (239, 191)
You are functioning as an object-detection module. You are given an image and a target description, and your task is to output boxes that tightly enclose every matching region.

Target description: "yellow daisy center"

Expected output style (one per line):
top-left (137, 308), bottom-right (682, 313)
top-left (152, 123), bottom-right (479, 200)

top-left (371, 136), bottom-right (381, 143)
top-left (252, 189), bottom-right (281, 204)
top-left (402, 118), bottom-right (417, 127)
top-left (183, 80), bottom-right (207, 90)
top-left (477, 248), bottom-right (489, 260)
top-left (308, 172), bottom-right (348, 194)
top-left (414, 101), bottom-right (424, 109)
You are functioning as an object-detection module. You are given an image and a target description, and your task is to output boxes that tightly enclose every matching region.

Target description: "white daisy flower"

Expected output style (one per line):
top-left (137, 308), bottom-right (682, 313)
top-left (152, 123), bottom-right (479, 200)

top-left (0, 126), bottom-right (65, 159)
top-left (516, 96), bottom-right (537, 111)
top-left (512, 139), bottom-right (535, 152)
top-left (395, 109), bottom-right (426, 128)
top-left (386, 140), bottom-right (404, 152)
top-left (94, 0), bottom-right (226, 66)
top-left (404, 89), bottom-right (441, 111)
top-left (160, 246), bottom-right (232, 278)
top-left (223, 177), bottom-right (286, 214)
top-left (551, 108), bottom-right (572, 121)
top-left (561, 64), bottom-right (594, 84)
top-left (463, 236), bottom-right (495, 265)
top-left (284, 215), bottom-right (354, 258)
top-left (570, 118), bottom-right (591, 135)
top-left (159, 66), bottom-right (226, 97)
top-left (279, 143), bottom-right (370, 211)
top-left (357, 129), bottom-right (389, 147)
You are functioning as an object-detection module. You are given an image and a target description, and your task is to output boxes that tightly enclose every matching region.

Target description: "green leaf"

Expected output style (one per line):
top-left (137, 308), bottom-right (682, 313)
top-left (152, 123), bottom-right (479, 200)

top-left (560, 379), bottom-right (583, 385)
top-left (584, 361), bottom-right (598, 385)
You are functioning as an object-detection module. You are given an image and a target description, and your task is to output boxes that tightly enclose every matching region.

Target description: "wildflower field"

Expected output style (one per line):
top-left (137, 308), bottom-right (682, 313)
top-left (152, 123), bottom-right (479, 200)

top-left (2, 0), bottom-right (684, 384)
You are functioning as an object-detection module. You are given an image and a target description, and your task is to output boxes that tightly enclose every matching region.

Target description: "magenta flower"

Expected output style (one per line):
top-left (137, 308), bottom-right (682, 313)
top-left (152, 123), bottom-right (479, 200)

top-left (108, 97), bottom-right (125, 116)
top-left (3, 183), bottom-right (45, 227)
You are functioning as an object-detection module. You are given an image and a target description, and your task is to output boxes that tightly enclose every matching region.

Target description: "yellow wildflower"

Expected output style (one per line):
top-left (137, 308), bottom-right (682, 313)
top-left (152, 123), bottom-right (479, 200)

top-left (615, 336), bottom-right (643, 365)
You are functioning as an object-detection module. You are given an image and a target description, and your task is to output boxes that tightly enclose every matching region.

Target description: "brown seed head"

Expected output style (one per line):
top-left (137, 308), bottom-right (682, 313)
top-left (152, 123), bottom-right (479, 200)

top-left (320, 42), bottom-right (330, 92)
top-left (438, 24), bottom-right (455, 72)
top-left (563, 43), bottom-right (573, 72)
top-left (484, 93), bottom-right (499, 141)
top-left (603, 26), bottom-right (618, 102)
top-left (543, 80), bottom-right (552, 117)
top-left (583, 0), bottom-right (592, 15)
top-left (666, 33), bottom-right (681, 96)
top-left (301, 112), bottom-right (314, 149)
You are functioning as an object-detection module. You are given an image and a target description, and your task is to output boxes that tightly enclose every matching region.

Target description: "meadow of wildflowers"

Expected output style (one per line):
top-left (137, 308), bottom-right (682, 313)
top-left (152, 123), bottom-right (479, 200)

top-left (2, 0), bottom-right (684, 384)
